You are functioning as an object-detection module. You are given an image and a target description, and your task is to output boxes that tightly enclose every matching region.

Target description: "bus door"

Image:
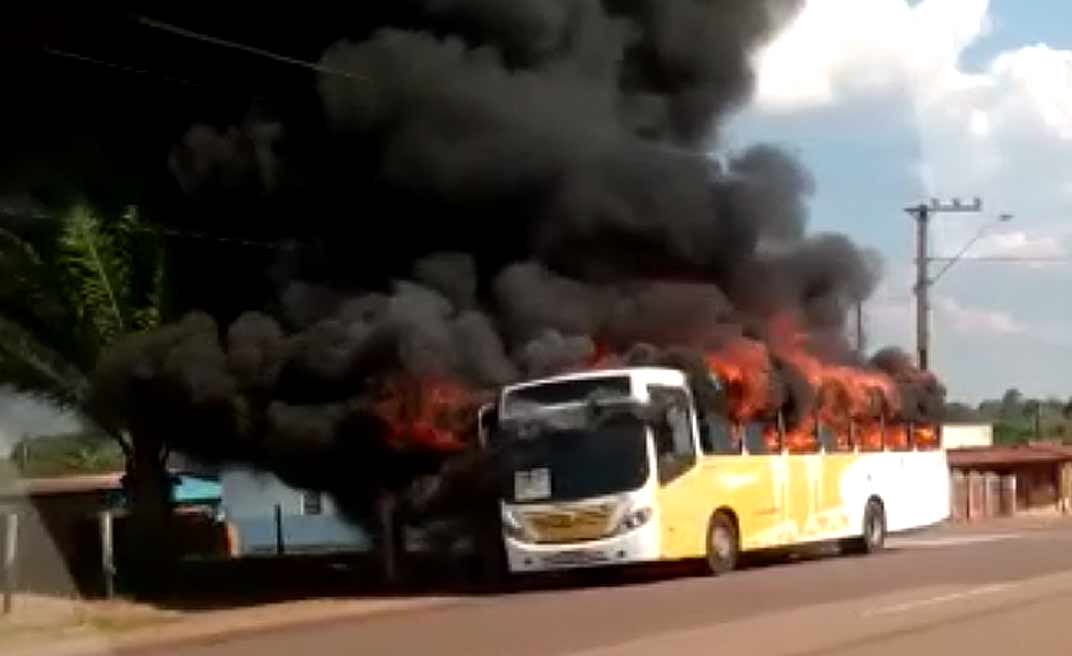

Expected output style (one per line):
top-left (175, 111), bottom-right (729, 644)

top-left (649, 385), bottom-right (705, 559)
top-left (784, 418), bottom-right (821, 543)
top-left (815, 419), bottom-right (855, 538)
top-left (738, 421), bottom-right (788, 550)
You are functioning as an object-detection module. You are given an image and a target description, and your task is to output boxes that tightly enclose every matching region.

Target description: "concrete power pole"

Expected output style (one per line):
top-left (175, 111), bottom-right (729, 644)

top-left (904, 197), bottom-right (982, 371)
top-left (855, 300), bottom-right (865, 356)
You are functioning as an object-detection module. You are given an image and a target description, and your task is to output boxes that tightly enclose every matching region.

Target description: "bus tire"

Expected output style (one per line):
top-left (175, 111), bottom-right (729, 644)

top-left (843, 499), bottom-right (886, 555)
top-left (705, 512), bottom-right (739, 575)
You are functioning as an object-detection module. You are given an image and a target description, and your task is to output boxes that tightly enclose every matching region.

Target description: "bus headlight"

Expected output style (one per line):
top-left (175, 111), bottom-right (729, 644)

top-left (614, 507), bottom-right (652, 535)
top-left (502, 509), bottom-right (529, 542)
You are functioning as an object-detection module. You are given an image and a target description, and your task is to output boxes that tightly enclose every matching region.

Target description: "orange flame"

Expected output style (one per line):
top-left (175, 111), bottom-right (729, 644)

top-left (856, 421), bottom-right (884, 451)
top-left (702, 313), bottom-right (903, 440)
top-left (913, 423), bottom-right (939, 449)
top-left (704, 338), bottom-right (772, 423)
top-left (373, 376), bottom-right (480, 453)
top-left (884, 422), bottom-right (910, 450)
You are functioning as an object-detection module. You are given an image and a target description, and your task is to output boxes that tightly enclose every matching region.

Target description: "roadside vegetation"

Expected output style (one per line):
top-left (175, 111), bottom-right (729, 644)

top-left (945, 389), bottom-right (1072, 445)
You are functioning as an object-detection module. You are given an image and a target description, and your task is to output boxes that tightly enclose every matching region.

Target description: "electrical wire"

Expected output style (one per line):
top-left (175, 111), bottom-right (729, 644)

top-left (133, 15), bottom-right (367, 83)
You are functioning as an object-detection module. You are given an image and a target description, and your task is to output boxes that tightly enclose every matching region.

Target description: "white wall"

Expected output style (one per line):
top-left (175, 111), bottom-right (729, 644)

top-left (942, 423), bottom-right (994, 449)
top-left (220, 468), bottom-right (371, 556)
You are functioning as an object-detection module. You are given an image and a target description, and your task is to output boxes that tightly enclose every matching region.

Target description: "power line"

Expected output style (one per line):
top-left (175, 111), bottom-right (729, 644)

top-left (928, 256), bottom-right (1072, 262)
top-left (42, 46), bottom-right (205, 89)
top-left (3, 206), bottom-right (298, 250)
top-left (155, 227), bottom-right (289, 249)
top-left (133, 16), bottom-right (368, 83)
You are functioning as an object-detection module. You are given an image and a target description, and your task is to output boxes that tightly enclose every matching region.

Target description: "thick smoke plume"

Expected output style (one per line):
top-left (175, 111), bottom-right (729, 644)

top-left (95, 0), bottom-right (945, 522)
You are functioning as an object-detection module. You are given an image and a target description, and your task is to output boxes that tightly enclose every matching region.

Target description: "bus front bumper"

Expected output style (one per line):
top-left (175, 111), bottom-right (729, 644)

top-left (504, 525), bottom-right (661, 573)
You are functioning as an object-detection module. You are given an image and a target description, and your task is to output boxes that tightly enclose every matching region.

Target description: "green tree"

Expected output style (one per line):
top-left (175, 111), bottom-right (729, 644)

top-left (999, 388), bottom-right (1024, 419)
top-left (0, 204), bottom-right (174, 556)
top-left (0, 205), bottom-right (164, 408)
top-left (1022, 399), bottom-right (1042, 441)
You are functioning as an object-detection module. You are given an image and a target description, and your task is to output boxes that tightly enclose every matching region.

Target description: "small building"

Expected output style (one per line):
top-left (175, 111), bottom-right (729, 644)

top-left (947, 445), bottom-right (1072, 521)
top-left (0, 470), bottom-right (223, 595)
top-left (941, 422), bottom-right (993, 449)
top-left (219, 468), bottom-right (372, 557)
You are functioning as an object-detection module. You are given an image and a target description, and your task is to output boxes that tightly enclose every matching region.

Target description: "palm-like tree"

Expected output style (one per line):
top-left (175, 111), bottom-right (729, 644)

top-left (0, 204), bottom-right (165, 475)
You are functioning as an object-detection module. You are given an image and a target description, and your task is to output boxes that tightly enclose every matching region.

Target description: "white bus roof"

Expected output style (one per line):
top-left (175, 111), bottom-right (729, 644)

top-left (501, 366), bottom-right (690, 396)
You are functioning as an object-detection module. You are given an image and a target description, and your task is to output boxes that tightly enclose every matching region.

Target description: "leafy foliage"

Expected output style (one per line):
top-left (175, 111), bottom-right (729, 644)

top-left (0, 203), bottom-right (165, 436)
top-left (968, 389), bottom-right (1072, 445)
top-left (57, 205), bottom-right (164, 347)
top-left (8, 430), bottom-right (125, 477)
top-left (0, 316), bottom-right (88, 408)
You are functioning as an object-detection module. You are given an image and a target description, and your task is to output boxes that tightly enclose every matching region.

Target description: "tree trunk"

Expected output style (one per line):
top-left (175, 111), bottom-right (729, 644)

top-left (376, 490), bottom-right (404, 588)
top-left (121, 428), bottom-right (175, 598)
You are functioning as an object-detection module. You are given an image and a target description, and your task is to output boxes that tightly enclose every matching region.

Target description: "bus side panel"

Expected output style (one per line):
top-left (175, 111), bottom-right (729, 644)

top-left (877, 450), bottom-right (951, 532)
top-left (733, 454), bottom-right (792, 551)
top-left (654, 449), bottom-right (950, 560)
top-left (654, 464), bottom-right (716, 560)
top-left (702, 455), bottom-right (790, 553)
top-left (663, 454), bottom-right (861, 555)
top-left (838, 450), bottom-right (951, 535)
top-left (782, 453), bottom-right (859, 545)
top-left (654, 455), bottom-right (790, 559)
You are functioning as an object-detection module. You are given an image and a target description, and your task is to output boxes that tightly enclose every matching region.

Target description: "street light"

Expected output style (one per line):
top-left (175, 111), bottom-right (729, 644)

top-left (928, 213), bottom-right (1014, 285)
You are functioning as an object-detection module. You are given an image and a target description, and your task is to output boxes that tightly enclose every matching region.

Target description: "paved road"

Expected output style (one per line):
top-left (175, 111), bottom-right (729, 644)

top-left (134, 520), bottom-right (1072, 656)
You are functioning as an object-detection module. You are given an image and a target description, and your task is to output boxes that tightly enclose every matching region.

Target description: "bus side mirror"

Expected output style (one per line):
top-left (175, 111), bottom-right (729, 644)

top-left (477, 403), bottom-right (498, 447)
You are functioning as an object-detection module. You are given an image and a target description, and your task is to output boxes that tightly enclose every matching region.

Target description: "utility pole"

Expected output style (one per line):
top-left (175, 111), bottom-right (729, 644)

top-left (904, 197), bottom-right (983, 371)
top-left (855, 300), bottom-right (865, 356)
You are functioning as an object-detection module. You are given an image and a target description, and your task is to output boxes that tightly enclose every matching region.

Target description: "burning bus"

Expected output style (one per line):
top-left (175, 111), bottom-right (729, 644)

top-left (483, 365), bottom-right (950, 575)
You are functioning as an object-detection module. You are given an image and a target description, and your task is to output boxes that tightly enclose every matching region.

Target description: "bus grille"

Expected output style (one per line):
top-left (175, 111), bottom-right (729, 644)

top-left (521, 504), bottom-right (617, 543)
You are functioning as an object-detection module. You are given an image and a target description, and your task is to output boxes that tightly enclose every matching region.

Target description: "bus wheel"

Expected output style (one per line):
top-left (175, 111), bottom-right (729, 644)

top-left (843, 499), bottom-right (886, 555)
top-left (705, 512), bottom-right (739, 575)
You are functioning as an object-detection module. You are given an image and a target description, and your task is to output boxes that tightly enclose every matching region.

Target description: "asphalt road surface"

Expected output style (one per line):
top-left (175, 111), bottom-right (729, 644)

top-left (134, 520), bottom-right (1072, 656)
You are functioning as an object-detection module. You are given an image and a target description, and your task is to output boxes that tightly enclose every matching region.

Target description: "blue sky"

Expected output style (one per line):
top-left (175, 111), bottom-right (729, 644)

top-left (962, 3), bottom-right (1072, 70)
top-left (729, 0), bottom-right (1072, 404)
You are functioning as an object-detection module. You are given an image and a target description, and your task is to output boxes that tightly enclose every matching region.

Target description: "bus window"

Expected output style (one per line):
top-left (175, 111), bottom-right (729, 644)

top-left (649, 386), bottom-right (697, 483)
top-left (743, 422), bottom-right (778, 455)
top-left (817, 420), bottom-right (841, 453)
top-left (819, 418), bottom-right (853, 453)
top-left (700, 413), bottom-right (740, 455)
top-left (913, 423), bottom-right (940, 450)
top-left (885, 423), bottom-right (911, 451)
top-left (857, 421), bottom-right (883, 452)
top-left (785, 423), bottom-right (819, 454)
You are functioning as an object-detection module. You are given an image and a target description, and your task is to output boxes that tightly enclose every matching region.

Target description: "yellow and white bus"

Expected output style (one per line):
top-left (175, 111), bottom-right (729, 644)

top-left (488, 366), bottom-right (949, 574)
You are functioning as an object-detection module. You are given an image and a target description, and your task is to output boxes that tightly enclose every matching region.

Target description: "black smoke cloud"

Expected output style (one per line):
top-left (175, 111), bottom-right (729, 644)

top-left (871, 347), bottom-right (948, 422)
top-left (95, 1), bottom-right (944, 521)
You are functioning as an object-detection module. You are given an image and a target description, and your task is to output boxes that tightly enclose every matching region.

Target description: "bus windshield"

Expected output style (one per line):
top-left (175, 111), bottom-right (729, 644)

top-left (496, 414), bottom-right (649, 504)
top-left (501, 376), bottom-right (632, 419)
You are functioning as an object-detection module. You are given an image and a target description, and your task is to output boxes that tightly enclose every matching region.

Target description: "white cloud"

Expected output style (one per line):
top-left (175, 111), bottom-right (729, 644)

top-left (989, 45), bottom-right (1072, 140)
top-left (754, 0), bottom-right (1072, 204)
top-left (969, 109), bottom-right (990, 138)
top-left (973, 230), bottom-right (1069, 259)
top-left (865, 290), bottom-right (1030, 347)
top-left (745, 0), bottom-right (1072, 400)
top-left (753, 0), bottom-right (990, 112)
top-left (933, 296), bottom-right (1026, 336)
